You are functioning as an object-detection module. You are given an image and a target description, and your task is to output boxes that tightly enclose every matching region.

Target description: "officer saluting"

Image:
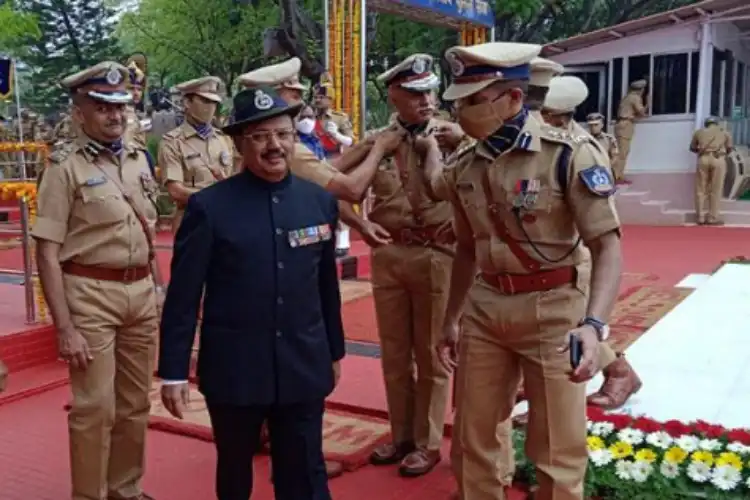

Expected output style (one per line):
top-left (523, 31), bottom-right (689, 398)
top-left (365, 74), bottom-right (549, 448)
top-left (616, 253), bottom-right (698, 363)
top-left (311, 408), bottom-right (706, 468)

top-left (426, 42), bottom-right (623, 499)
top-left (158, 86), bottom-right (343, 500)
top-left (159, 76), bottom-right (236, 234)
top-left (32, 61), bottom-right (163, 500)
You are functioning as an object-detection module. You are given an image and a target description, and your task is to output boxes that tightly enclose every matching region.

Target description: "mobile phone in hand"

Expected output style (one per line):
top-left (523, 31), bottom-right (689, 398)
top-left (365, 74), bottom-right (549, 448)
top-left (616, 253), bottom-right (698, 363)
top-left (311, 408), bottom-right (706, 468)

top-left (569, 334), bottom-right (583, 369)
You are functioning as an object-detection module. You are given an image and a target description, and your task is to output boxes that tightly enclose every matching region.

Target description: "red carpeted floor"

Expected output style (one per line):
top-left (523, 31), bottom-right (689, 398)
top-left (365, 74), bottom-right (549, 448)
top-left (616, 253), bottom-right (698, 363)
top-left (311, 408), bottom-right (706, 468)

top-left (0, 224), bottom-right (748, 499)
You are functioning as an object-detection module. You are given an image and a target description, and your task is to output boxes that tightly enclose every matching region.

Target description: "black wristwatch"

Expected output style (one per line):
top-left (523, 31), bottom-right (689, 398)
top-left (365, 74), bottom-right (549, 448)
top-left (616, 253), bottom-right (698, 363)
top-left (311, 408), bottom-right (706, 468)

top-left (579, 317), bottom-right (610, 341)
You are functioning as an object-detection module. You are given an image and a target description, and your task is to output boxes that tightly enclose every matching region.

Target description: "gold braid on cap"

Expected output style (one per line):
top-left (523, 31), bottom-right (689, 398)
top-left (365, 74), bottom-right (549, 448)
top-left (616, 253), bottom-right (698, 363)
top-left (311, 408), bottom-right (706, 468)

top-left (125, 52), bottom-right (148, 88)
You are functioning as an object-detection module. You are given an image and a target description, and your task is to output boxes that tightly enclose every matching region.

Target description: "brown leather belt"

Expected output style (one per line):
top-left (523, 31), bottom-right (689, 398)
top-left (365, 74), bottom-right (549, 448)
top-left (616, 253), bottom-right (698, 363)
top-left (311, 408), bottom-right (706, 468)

top-left (62, 261), bottom-right (151, 283)
top-left (390, 226), bottom-right (456, 247)
top-left (479, 266), bottom-right (576, 295)
top-left (700, 151), bottom-right (726, 158)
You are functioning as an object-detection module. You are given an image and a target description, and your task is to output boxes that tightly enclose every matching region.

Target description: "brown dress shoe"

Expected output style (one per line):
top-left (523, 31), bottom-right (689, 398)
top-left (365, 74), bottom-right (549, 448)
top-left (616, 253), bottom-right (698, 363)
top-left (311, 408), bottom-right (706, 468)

top-left (370, 441), bottom-right (415, 465)
top-left (587, 356), bottom-right (642, 410)
top-left (398, 448), bottom-right (441, 477)
top-left (325, 460), bottom-right (344, 478)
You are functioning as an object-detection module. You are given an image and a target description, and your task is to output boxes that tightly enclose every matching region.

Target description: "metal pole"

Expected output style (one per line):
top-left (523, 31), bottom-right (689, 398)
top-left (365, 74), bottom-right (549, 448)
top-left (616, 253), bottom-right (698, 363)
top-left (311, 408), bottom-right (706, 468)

top-left (490, 26), bottom-right (496, 42)
top-left (324, 0), bottom-right (330, 69)
top-left (359, 0), bottom-right (367, 140)
top-left (694, 20), bottom-right (712, 131)
top-left (19, 197), bottom-right (36, 324)
top-left (12, 59), bottom-right (27, 180)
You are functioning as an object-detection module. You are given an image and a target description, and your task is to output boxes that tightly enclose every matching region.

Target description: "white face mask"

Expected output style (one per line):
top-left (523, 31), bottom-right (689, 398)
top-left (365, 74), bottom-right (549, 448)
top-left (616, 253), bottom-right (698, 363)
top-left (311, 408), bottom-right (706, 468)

top-left (296, 118), bottom-right (315, 135)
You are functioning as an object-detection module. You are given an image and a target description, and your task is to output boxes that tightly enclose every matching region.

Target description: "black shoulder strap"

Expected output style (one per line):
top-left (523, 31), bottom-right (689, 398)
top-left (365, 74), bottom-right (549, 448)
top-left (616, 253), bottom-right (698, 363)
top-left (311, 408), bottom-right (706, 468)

top-left (556, 144), bottom-right (573, 195)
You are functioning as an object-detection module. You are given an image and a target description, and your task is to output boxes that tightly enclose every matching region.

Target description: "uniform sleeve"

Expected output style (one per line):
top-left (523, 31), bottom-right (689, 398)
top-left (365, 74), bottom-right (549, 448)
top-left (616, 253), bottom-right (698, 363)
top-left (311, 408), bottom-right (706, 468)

top-left (725, 131), bottom-right (734, 152)
top-left (451, 196), bottom-right (474, 248)
top-left (689, 131), bottom-right (700, 153)
top-left (31, 164), bottom-right (73, 244)
top-left (158, 137), bottom-right (184, 185)
top-left (290, 142), bottom-right (337, 188)
top-left (632, 97), bottom-right (647, 117)
top-left (158, 194), bottom-right (213, 381)
top-left (337, 116), bottom-right (353, 137)
top-left (609, 135), bottom-right (619, 158)
top-left (318, 196), bottom-right (345, 362)
top-left (566, 143), bottom-right (621, 242)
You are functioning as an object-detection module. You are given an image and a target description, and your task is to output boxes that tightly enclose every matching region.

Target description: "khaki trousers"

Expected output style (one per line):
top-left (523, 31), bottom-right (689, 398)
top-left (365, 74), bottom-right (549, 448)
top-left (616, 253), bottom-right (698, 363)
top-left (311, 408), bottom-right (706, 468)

top-left (371, 244), bottom-right (452, 450)
top-left (452, 281), bottom-right (588, 500)
top-left (65, 274), bottom-right (158, 500)
top-left (695, 154), bottom-right (727, 222)
top-left (613, 120), bottom-right (635, 181)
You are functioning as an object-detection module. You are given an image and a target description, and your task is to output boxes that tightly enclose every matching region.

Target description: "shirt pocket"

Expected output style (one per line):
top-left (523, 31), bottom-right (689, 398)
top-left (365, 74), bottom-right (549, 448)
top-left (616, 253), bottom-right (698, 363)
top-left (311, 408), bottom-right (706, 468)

top-left (77, 185), bottom-right (125, 226)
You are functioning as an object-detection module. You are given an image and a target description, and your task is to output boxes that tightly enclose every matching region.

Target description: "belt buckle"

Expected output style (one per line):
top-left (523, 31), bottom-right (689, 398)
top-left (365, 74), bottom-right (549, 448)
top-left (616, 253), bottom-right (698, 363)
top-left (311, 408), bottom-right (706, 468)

top-left (498, 274), bottom-right (515, 295)
top-left (122, 267), bottom-right (135, 283)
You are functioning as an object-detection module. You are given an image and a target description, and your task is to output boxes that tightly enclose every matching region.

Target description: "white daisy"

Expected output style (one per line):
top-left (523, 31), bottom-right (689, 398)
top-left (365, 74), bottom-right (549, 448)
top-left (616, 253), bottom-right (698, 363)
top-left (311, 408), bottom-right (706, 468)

top-left (589, 449), bottom-right (613, 467)
top-left (675, 435), bottom-right (700, 452)
top-left (590, 422), bottom-right (615, 437)
top-left (699, 438), bottom-right (722, 452)
top-left (615, 459), bottom-right (633, 480)
top-left (727, 442), bottom-right (750, 455)
top-left (711, 464), bottom-right (741, 491)
top-left (686, 461), bottom-right (711, 483)
top-left (630, 461), bottom-right (653, 483)
top-left (645, 431), bottom-right (673, 450)
top-left (660, 460), bottom-right (680, 479)
top-left (617, 428), bottom-right (645, 446)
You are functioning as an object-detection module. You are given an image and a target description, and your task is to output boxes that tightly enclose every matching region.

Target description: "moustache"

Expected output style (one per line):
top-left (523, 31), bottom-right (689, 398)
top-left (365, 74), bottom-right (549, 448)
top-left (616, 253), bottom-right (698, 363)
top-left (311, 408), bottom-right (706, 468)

top-left (262, 149), bottom-right (285, 159)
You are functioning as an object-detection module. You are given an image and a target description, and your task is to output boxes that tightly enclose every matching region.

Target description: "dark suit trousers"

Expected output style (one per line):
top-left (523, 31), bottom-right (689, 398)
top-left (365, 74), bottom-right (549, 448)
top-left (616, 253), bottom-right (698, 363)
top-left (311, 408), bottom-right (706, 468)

top-left (206, 399), bottom-right (331, 500)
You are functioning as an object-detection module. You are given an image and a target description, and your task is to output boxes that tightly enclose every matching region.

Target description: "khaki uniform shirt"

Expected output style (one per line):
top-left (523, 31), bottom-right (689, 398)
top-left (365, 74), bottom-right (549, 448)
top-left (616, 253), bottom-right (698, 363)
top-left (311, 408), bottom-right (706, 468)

top-left (591, 131), bottom-right (619, 163)
top-left (690, 125), bottom-right (733, 156)
top-left (159, 121), bottom-right (236, 191)
top-left (31, 135), bottom-right (159, 269)
top-left (290, 141), bottom-right (339, 188)
top-left (617, 92), bottom-right (647, 120)
top-left (568, 121), bottom-right (611, 165)
top-left (432, 113), bottom-right (620, 275)
top-left (124, 106), bottom-right (149, 149)
top-left (367, 118), bottom-right (453, 233)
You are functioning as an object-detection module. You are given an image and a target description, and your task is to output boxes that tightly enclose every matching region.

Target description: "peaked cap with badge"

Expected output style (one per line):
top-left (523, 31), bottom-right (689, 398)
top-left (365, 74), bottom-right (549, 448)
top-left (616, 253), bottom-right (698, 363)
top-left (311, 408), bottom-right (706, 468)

top-left (61, 61), bottom-right (133, 104)
top-left (629, 79), bottom-right (647, 90)
top-left (222, 86), bottom-right (303, 136)
top-left (586, 112), bottom-right (605, 125)
top-left (174, 76), bottom-right (224, 103)
top-left (377, 54), bottom-right (439, 93)
top-left (529, 57), bottom-right (564, 88)
top-left (543, 75), bottom-right (589, 114)
top-left (237, 58), bottom-right (308, 91)
top-left (443, 42), bottom-right (542, 101)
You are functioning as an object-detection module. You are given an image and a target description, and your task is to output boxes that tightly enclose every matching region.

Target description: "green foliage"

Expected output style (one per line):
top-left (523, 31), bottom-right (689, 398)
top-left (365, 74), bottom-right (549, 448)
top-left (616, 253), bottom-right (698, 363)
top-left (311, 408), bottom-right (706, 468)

top-left (0, 2), bottom-right (40, 48)
top-left (117, 0), bottom-right (279, 92)
top-left (13, 0), bottom-right (121, 113)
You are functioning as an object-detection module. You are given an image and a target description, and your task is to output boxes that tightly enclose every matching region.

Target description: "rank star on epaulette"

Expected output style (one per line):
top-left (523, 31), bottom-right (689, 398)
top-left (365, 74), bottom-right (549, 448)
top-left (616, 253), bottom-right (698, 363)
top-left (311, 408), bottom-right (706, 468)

top-left (579, 165), bottom-right (615, 196)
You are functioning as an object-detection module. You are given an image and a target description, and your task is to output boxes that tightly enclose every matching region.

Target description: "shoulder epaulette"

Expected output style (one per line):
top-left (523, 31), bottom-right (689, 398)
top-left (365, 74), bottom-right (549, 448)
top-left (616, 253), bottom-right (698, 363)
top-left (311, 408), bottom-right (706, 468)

top-left (49, 141), bottom-right (76, 164)
top-left (330, 110), bottom-right (349, 118)
top-left (445, 139), bottom-right (477, 168)
top-left (162, 127), bottom-right (181, 140)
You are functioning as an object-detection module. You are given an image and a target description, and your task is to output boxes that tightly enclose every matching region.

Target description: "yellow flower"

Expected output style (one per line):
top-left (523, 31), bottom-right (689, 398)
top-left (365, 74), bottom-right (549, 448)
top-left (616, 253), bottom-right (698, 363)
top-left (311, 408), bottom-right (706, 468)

top-left (608, 441), bottom-right (633, 459)
top-left (664, 446), bottom-right (688, 464)
top-left (587, 436), bottom-right (605, 451)
top-left (716, 452), bottom-right (743, 471)
top-left (635, 448), bottom-right (658, 464)
top-left (691, 450), bottom-right (714, 466)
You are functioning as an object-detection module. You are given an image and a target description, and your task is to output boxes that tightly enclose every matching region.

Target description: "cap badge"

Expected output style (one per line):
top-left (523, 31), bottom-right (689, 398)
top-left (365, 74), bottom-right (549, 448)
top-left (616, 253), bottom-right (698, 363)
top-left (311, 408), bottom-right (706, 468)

top-left (411, 57), bottom-right (428, 74)
top-left (446, 52), bottom-right (464, 77)
top-left (106, 67), bottom-right (123, 85)
top-left (254, 90), bottom-right (274, 111)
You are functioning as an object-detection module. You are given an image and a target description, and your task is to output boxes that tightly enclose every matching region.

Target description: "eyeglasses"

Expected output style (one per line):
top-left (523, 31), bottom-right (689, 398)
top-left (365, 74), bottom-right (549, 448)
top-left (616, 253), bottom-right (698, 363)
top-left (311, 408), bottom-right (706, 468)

top-left (244, 128), bottom-right (295, 144)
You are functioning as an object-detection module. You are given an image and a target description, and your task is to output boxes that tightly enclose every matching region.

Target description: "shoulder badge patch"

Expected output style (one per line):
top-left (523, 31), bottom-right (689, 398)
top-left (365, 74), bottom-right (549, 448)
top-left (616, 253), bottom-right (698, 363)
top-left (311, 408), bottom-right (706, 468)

top-left (578, 166), bottom-right (615, 197)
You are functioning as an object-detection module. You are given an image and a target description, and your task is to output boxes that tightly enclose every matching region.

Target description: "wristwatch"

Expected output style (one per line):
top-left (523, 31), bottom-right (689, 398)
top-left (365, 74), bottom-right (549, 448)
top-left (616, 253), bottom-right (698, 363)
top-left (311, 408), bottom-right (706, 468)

top-left (579, 317), bottom-right (610, 341)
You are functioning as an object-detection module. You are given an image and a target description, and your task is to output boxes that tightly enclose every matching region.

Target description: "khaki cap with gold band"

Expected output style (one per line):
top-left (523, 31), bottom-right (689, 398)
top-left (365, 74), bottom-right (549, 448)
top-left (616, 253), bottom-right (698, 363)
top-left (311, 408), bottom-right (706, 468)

top-left (543, 75), bottom-right (589, 114)
top-left (377, 54), bottom-right (440, 92)
top-left (237, 57), bottom-right (308, 91)
top-left (630, 79), bottom-right (647, 90)
top-left (61, 61), bottom-right (132, 104)
top-left (443, 42), bottom-right (542, 101)
top-left (529, 57), bottom-right (564, 88)
top-left (174, 76), bottom-right (224, 103)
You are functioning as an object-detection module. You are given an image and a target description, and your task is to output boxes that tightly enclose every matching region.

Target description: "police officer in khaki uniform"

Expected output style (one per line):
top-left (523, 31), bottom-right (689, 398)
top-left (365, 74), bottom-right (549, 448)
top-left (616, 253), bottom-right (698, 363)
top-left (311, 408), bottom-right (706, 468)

top-left (312, 81), bottom-right (354, 157)
top-left (541, 75), bottom-right (643, 411)
top-left (613, 79), bottom-right (648, 183)
top-left (32, 61), bottom-right (164, 500)
top-left (124, 53), bottom-right (151, 149)
top-left (426, 42), bottom-right (623, 500)
top-left (587, 113), bottom-right (618, 165)
top-left (690, 116), bottom-right (733, 225)
top-left (159, 76), bottom-right (235, 235)
top-left (365, 54), bottom-right (452, 477)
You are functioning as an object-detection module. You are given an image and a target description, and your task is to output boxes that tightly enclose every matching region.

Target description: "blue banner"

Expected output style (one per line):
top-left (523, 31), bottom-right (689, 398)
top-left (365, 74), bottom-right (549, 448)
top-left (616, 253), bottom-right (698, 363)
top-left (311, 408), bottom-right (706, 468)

top-left (0, 59), bottom-right (12, 99)
top-left (388, 0), bottom-right (494, 28)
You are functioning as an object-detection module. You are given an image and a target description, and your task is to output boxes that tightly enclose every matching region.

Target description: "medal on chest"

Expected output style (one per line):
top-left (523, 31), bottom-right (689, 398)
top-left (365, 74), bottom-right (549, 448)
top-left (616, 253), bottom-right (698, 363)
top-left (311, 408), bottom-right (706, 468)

top-left (513, 179), bottom-right (540, 223)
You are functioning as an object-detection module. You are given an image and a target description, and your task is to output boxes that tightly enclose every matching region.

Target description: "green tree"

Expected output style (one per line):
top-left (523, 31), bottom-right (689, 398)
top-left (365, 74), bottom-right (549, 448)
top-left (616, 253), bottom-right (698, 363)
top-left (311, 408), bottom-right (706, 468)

top-left (15, 0), bottom-right (121, 113)
top-left (0, 2), bottom-right (40, 49)
top-left (118, 0), bottom-right (280, 93)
